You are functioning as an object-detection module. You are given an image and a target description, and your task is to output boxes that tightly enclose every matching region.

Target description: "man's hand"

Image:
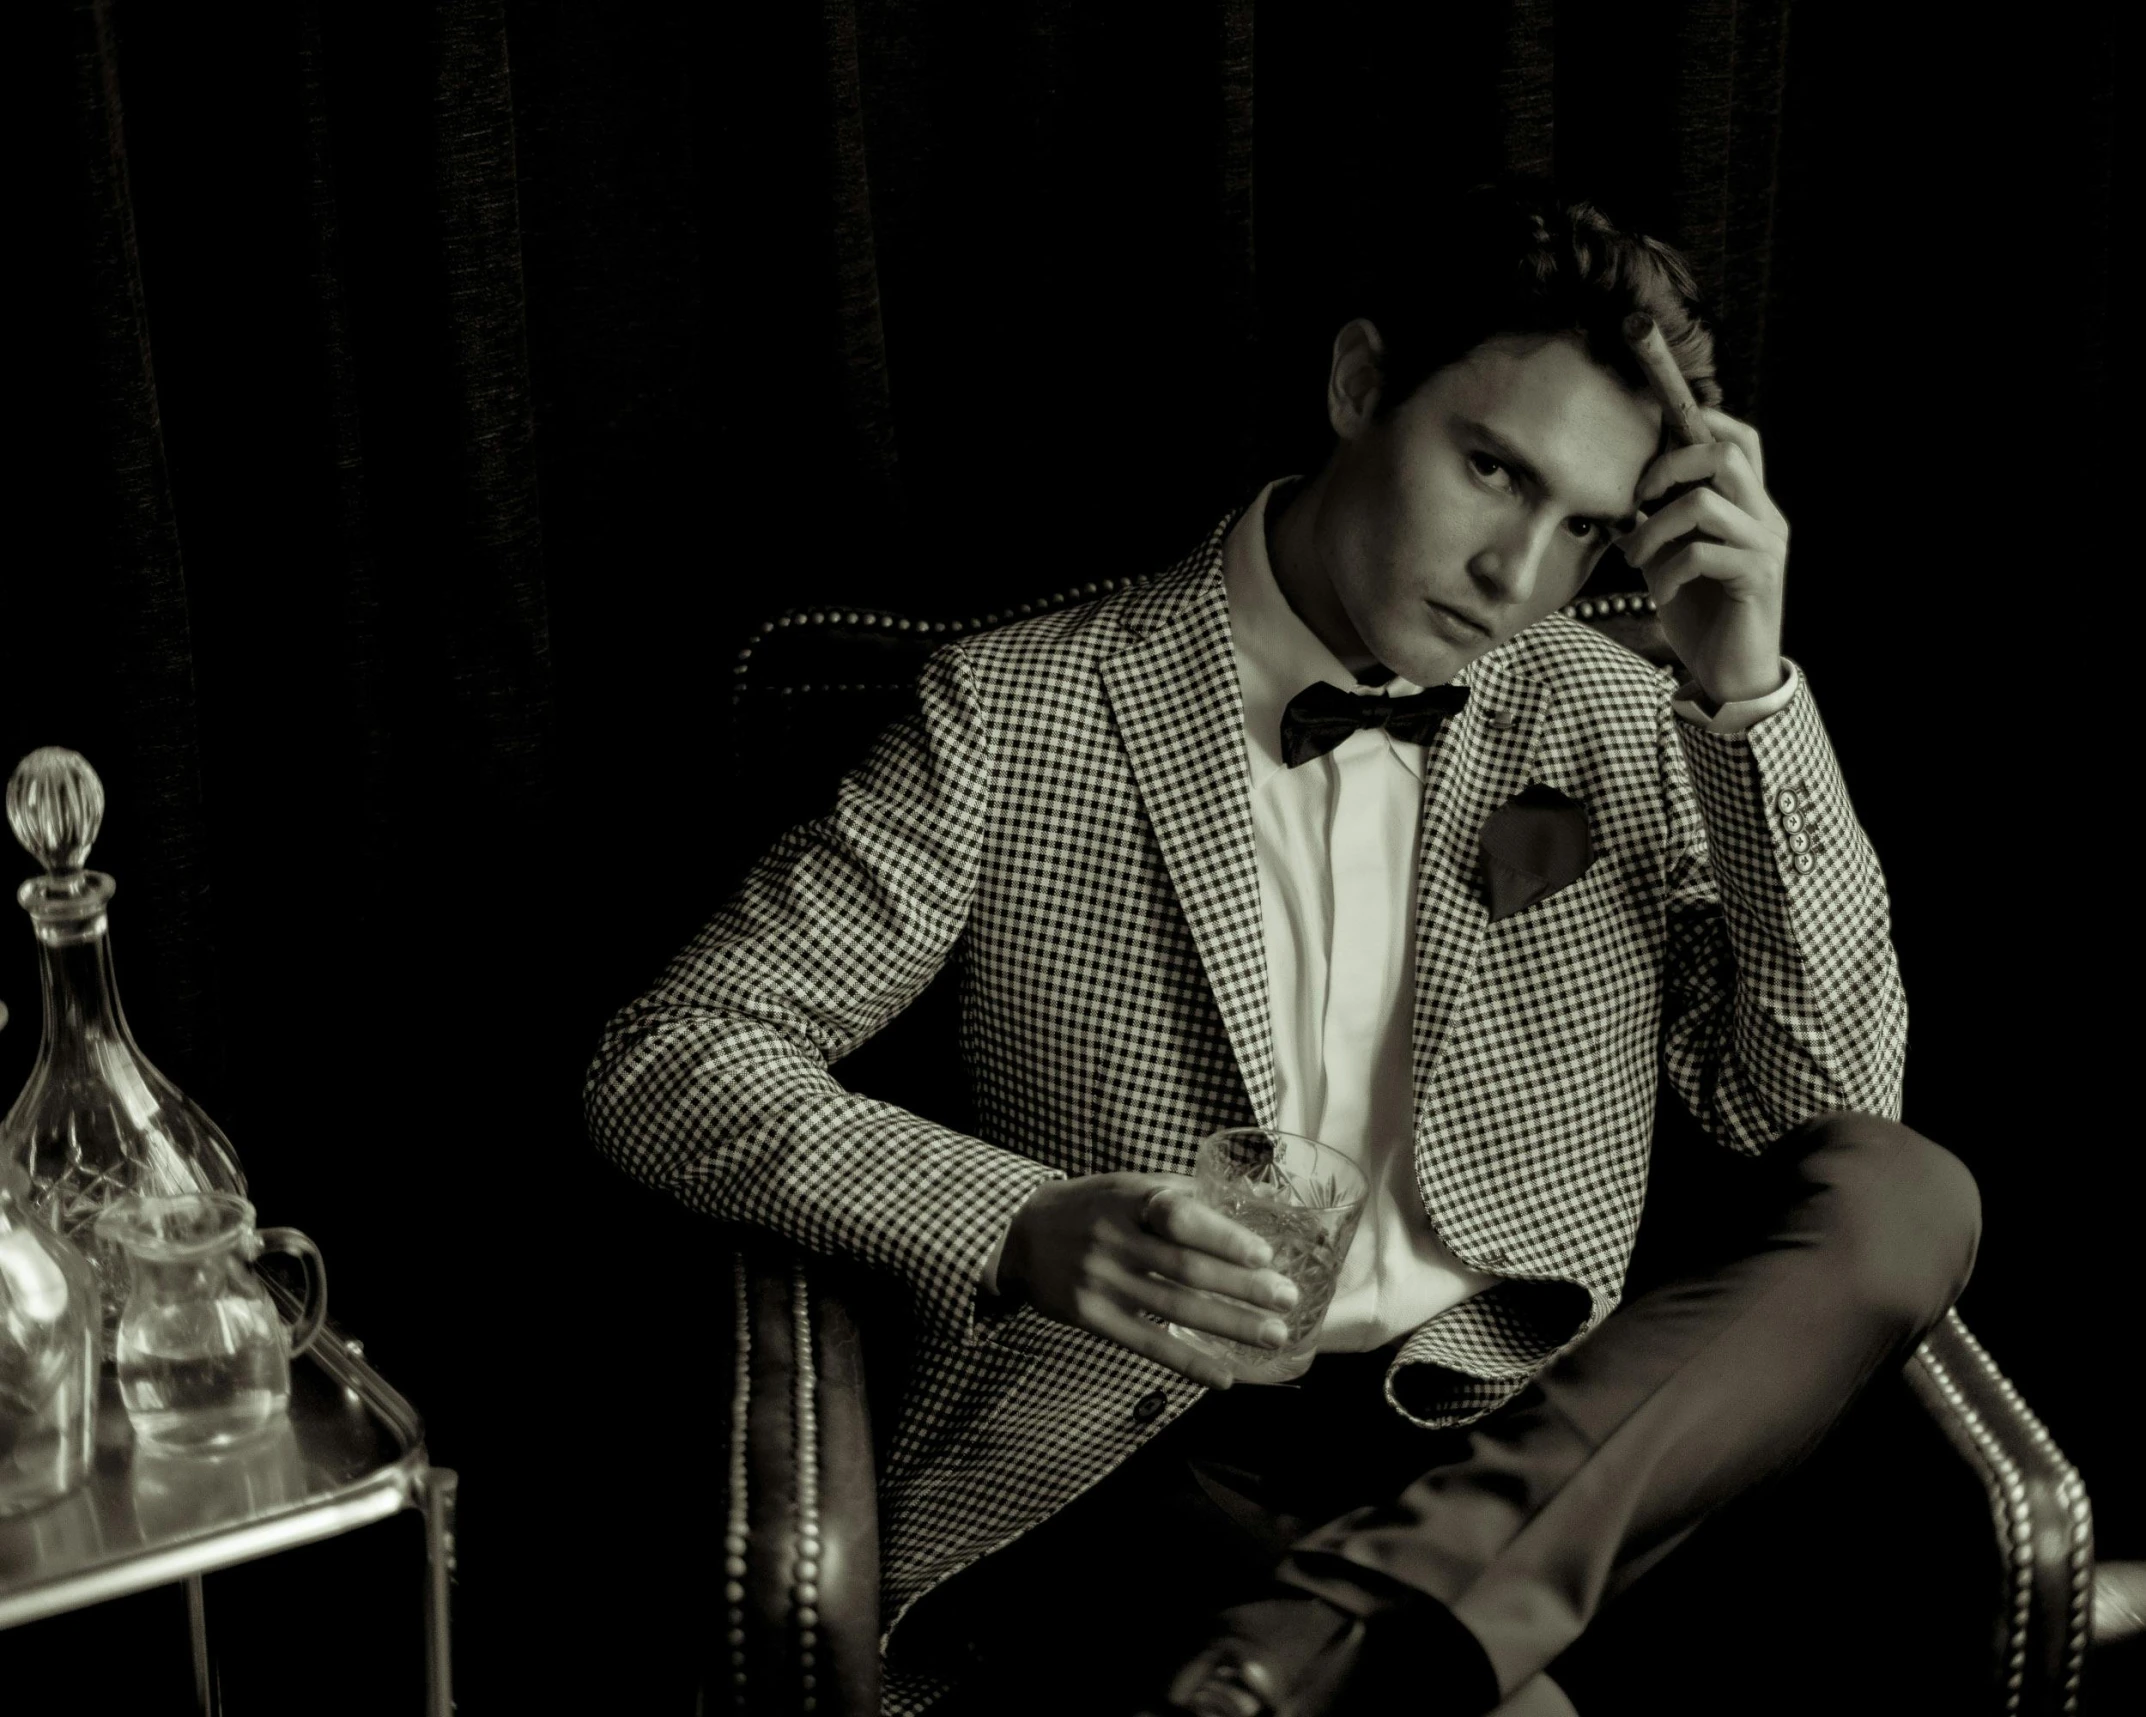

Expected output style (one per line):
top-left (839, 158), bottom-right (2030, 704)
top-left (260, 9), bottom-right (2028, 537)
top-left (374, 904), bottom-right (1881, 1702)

top-left (997, 1173), bottom-right (1301, 1389)
top-left (1616, 407), bottom-right (1790, 708)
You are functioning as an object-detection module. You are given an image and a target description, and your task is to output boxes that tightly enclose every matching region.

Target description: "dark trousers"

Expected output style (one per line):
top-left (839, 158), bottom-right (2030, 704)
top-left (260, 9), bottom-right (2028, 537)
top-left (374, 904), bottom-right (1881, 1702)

top-left (906, 1113), bottom-right (1982, 1715)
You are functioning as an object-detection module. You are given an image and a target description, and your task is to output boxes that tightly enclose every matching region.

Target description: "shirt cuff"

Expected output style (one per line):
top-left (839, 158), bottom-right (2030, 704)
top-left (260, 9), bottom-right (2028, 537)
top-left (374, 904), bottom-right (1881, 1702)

top-left (1672, 661), bottom-right (1799, 735)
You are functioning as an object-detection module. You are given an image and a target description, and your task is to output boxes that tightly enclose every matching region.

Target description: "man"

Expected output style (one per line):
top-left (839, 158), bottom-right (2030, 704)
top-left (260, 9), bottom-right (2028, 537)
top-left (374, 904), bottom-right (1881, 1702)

top-left (585, 186), bottom-right (1978, 1716)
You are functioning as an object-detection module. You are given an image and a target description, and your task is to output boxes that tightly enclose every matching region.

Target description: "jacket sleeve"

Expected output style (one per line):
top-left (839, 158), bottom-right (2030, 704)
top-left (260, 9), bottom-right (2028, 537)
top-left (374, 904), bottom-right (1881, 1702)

top-left (1656, 663), bottom-right (1908, 1149)
top-left (582, 643), bottom-right (1061, 1344)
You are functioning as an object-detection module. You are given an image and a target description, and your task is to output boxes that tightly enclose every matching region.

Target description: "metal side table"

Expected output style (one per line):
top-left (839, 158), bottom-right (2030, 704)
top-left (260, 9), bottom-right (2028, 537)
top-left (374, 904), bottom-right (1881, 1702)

top-left (0, 1301), bottom-right (457, 1716)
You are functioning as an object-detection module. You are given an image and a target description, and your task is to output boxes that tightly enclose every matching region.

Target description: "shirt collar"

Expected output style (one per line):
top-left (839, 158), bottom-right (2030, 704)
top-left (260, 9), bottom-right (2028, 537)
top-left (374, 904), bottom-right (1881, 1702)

top-left (1225, 478), bottom-right (1438, 789)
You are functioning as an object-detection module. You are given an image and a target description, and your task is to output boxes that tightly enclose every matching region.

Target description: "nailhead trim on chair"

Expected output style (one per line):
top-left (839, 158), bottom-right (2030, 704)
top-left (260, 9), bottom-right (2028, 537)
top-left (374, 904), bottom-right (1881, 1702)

top-left (790, 1259), bottom-right (825, 1713)
top-left (1909, 1330), bottom-right (2033, 1712)
top-left (1907, 1311), bottom-right (2091, 1715)
top-left (2060, 1485), bottom-right (2091, 1692)
top-left (725, 1253), bottom-right (753, 1710)
top-left (1565, 592), bottom-right (1659, 620)
top-left (730, 581), bottom-right (1659, 714)
top-left (729, 578), bottom-right (1137, 705)
top-left (1946, 1315), bottom-right (2094, 1709)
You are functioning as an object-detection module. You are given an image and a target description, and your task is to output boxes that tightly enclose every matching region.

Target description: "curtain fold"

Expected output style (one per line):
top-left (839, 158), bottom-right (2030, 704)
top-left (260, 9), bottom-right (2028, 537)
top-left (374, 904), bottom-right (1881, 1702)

top-left (1713, 0), bottom-right (1789, 412)
top-left (1498, 0), bottom-right (1559, 179)
top-left (430, 0), bottom-right (553, 811)
top-left (295, 1), bottom-right (392, 908)
top-left (61, 0), bottom-right (222, 1089)
top-left (1213, 0), bottom-right (1259, 489)
top-left (820, 0), bottom-right (903, 511)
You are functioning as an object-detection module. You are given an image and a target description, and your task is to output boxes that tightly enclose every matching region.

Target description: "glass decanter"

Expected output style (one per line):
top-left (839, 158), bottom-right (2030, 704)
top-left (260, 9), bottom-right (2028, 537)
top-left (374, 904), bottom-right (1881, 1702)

top-left (1, 747), bottom-right (246, 1358)
top-left (0, 1000), bottom-right (100, 1517)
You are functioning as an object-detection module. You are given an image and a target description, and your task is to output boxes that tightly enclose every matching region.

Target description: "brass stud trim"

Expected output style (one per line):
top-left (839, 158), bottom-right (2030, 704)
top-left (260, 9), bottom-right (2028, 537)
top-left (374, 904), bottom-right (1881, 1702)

top-left (790, 1260), bottom-right (823, 1711)
top-left (726, 1253), bottom-right (753, 1713)
top-left (730, 579), bottom-right (1145, 712)
top-left (1944, 1314), bottom-right (2093, 1712)
top-left (1560, 593), bottom-right (1656, 623)
top-left (1908, 1315), bottom-right (2039, 1716)
top-left (734, 580), bottom-right (1647, 688)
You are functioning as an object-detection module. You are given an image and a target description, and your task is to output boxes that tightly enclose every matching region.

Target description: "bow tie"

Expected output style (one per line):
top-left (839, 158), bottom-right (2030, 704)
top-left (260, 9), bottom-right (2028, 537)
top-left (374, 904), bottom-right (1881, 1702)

top-left (1278, 680), bottom-right (1470, 768)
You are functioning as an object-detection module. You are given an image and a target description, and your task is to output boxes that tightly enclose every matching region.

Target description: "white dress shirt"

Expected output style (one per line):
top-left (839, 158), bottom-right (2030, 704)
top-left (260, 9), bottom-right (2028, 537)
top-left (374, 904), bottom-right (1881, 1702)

top-left (1225, 485), bottom-right (1497, 1348)
top-left (1223, 479), bottom-right (1796, 1352)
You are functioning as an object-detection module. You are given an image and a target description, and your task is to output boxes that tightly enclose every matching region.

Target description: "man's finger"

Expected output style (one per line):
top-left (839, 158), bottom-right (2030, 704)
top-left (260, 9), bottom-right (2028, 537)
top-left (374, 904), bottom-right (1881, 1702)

top-left (1621, 485), bottom-right (1776, 570)
top-left (1099, 1254), bottom-right (1294, 1349)
top-left (1636, 440), bottom-right (1763, 516)
top-left (1693, 407), bottom-right (1766, 485)
top-left (1121, 1231), bottom-right (1300, 1311)
top-left (1143, 1186), bottom-right (1275, 1269)
top-left (1645, 540), bottom-right (1750, 607)
top-left (1087, 1296), bottom-right (1239, 1390)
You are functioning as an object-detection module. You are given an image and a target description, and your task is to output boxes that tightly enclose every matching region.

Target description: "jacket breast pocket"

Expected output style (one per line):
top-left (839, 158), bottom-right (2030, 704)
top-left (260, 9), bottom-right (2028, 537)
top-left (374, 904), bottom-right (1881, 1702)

top-left (1481, 854), bottom-right (1660, 994)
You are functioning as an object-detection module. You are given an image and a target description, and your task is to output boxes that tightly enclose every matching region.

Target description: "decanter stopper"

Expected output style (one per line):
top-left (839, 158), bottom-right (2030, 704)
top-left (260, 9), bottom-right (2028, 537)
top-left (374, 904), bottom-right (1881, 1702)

top-left (7, 747), bottom-right (105, 890)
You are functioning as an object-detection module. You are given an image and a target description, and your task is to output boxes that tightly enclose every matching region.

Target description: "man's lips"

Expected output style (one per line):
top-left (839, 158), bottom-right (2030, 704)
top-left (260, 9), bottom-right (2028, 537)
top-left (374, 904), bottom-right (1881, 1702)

top-left (1426, 600), bottom-right (1494, 640)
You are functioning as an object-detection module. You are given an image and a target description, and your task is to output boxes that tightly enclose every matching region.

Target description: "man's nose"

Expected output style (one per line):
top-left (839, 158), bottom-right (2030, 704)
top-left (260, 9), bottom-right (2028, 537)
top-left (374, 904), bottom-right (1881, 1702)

top-left (1468, 522), bottom-right (1557, 606)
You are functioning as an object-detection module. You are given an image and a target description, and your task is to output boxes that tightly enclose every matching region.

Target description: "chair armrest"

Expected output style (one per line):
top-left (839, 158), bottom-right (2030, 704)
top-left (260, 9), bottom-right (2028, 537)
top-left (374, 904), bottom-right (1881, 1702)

top-left (723, 1232), bottom-right (882, 1717)
top-left (1904, 1310), bottom-right (2093, 1715)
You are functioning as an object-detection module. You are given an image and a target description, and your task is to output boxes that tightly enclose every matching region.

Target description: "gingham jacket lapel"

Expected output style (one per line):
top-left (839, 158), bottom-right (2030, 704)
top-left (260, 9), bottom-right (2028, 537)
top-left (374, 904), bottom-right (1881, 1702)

top-left (1099, 541), bottom-right (1279, 1130)
top-left (1410, 650), bottom-right (1552, 1113)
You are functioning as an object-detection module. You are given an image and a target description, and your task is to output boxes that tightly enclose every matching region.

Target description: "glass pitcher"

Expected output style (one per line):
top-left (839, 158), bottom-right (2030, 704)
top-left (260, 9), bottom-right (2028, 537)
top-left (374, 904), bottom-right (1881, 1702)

top-left (95, 1194), bottom-right (326, 1451)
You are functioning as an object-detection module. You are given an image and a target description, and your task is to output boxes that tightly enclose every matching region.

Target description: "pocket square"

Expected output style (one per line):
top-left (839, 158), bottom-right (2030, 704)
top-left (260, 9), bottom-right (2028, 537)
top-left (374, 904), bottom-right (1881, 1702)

top-left (1480, 783), bottom-right (1594, 922)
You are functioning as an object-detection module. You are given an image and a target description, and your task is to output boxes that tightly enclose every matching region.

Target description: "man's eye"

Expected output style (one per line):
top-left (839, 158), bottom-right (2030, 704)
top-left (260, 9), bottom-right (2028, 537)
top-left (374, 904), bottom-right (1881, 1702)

top-left (1565, 518), bottom-right (1603, 542)
top-left (1468, 452), bottom-right (1511, 487)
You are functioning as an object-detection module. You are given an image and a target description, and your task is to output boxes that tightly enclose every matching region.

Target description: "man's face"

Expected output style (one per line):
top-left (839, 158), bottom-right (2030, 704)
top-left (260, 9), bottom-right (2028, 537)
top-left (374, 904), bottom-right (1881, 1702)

top-left (1308, 330), bottom-right (1663, 685)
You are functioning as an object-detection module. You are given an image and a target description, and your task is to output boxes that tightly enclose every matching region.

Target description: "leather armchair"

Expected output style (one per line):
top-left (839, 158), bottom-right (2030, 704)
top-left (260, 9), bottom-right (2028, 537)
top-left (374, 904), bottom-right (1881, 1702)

top-left (697, 578), bottom-right (2137, 1715)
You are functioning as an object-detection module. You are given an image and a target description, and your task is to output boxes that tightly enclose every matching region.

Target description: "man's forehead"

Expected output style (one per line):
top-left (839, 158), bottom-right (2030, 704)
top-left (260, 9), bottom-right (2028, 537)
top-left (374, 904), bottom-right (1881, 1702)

top-left (1439, 337), bottom-right (1663, 510)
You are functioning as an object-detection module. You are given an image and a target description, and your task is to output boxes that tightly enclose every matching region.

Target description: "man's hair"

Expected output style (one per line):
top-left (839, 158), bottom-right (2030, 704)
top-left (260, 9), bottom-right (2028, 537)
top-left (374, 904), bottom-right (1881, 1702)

top-left (1358, 182), bottom-right (1723, 420)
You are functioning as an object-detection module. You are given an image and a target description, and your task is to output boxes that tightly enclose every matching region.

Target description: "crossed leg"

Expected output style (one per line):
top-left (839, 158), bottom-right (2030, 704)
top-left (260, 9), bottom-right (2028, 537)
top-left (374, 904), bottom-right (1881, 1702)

top-left (1207, 1112), bottom-right (1982, 1714)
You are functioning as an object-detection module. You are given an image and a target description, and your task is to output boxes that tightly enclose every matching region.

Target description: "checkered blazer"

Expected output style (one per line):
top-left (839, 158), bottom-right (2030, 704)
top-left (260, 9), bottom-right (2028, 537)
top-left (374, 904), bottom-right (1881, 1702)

top-left (584, 510), bottom-right (1905, 1700)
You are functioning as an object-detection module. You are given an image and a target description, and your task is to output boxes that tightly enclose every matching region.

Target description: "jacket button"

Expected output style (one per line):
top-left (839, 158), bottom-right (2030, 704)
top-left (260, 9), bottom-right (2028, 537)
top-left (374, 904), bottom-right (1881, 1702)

top-left (1793, 851), bottom-right (1815, 874)
top-left (1133, 1389), bottom-right (1169, 1423)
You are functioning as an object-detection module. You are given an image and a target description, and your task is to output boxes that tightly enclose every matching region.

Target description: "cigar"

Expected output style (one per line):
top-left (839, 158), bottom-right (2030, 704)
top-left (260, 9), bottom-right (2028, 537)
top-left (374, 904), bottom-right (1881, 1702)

top-left (1622, 313), bottom-right (1715, 447)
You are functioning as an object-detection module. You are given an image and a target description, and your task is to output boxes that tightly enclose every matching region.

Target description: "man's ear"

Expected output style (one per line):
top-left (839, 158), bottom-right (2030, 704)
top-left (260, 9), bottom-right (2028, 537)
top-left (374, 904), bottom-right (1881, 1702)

top-left (1327, 318), bottom-right (1386, 441)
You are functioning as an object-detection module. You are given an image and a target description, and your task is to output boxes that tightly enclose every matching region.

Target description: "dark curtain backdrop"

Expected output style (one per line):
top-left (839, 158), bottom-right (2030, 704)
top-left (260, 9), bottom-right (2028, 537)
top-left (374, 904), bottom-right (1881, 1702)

top-left (6, 2), bottom-right (2119, 1708)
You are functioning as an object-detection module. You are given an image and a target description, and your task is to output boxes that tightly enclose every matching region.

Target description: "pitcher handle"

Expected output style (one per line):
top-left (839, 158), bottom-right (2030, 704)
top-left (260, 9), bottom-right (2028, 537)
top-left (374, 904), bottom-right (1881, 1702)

top-left (253, 1226), bottom-right (329, 1359)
